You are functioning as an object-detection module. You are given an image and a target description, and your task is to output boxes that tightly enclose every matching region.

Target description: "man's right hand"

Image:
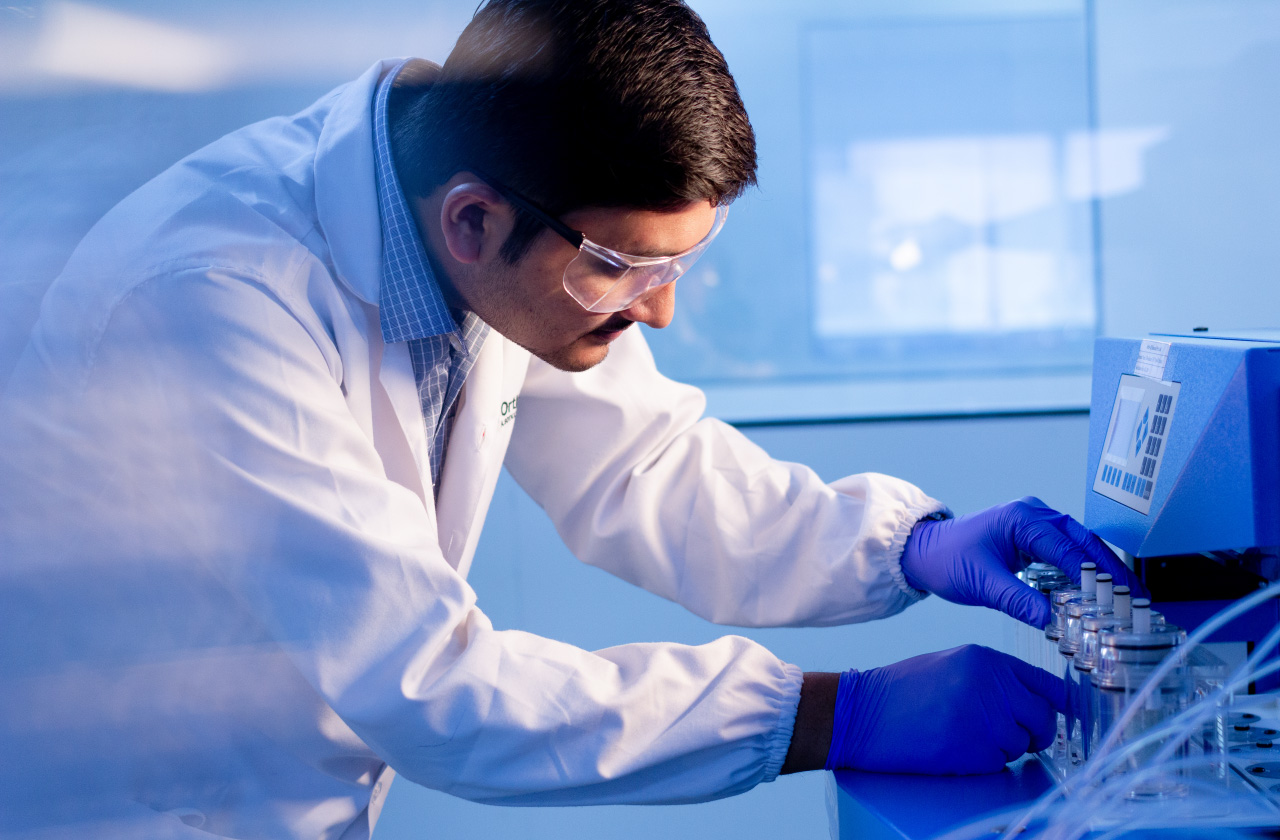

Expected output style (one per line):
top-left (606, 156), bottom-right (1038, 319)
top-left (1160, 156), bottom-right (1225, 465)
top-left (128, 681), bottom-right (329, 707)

top-left (783, 645), bottom-right (1065, 776)
top-left (825, 645), bottom-right (1064, 775)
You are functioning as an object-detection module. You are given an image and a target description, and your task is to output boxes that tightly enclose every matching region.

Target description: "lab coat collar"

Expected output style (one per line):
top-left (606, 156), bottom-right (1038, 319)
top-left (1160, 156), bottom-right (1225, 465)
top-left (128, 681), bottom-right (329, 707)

top-left (372, 58), bottom-right (458, 345)
top-left (312, 59), bottom-right (434, 505)
top-left (314, 58), bottom-right (418, 308)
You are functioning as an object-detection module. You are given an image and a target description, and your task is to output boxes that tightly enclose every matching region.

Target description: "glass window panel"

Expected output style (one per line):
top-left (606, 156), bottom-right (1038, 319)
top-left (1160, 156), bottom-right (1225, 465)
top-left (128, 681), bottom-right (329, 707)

top-left (647, 3), bottom-right (1099, 405)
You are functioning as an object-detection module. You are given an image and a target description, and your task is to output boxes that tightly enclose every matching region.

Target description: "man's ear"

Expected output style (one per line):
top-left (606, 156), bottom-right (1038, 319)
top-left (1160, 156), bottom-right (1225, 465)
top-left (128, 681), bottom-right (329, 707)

top-left (437, 179), bottom-right (513, 265)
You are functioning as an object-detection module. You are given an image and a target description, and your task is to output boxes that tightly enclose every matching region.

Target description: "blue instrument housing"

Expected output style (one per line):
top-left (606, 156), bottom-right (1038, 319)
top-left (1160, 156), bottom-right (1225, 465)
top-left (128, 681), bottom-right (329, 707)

top-left (1084, 330), bottom-right (1280, 557)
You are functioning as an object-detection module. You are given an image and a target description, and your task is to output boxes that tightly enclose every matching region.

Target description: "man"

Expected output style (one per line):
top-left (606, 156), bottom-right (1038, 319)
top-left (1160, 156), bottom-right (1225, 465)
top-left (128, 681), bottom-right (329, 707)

top-left (0, 1), bottom-right (1139, 837)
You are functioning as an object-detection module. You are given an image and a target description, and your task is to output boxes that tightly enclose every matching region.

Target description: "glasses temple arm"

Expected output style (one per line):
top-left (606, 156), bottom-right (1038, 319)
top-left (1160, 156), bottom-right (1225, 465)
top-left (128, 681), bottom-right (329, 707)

top-left (470, 170), bottom-right (585, 249)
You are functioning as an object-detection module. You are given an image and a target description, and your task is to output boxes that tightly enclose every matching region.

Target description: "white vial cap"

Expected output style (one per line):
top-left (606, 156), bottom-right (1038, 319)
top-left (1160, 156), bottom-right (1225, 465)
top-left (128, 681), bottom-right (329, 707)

top-left (1097, 574), bottom-right (1114, 610)
top-left (1133, 598), bottom-right (1152, 634)
top-left (1113, 586), bottom-right (1131, 621)
top-left (1081, 562), bottom-right (1097, 596)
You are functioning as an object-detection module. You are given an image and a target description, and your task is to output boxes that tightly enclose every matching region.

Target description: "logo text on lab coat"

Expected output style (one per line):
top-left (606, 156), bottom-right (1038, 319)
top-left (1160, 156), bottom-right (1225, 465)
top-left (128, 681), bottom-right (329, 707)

top-left (499, 397), bottom-right (518, 427)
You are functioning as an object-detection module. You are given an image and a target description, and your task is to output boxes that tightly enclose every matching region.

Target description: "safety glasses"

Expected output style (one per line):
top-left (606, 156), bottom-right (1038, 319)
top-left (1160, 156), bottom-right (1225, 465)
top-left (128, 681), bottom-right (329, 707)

top-left (478, 174), bottom-right (728, 314)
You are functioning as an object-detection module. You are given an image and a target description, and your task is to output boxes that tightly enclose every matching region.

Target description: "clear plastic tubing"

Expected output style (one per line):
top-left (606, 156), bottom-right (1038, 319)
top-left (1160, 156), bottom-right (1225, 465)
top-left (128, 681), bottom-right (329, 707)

top-left (1004, 584), bottom-right (1280, 840)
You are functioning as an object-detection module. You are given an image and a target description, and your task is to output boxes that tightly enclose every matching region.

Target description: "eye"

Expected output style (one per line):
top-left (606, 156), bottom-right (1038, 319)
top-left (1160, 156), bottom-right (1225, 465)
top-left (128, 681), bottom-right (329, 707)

top-left (586, 253), bottom-right (630, 281)
top-left (597, 262), bottom-right (629, 280)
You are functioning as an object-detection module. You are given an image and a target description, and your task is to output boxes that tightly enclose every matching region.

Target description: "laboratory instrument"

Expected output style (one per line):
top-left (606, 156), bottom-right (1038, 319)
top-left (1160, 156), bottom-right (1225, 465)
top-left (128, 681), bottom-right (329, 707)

top-left (832, 329), bottom-right (1280, 839)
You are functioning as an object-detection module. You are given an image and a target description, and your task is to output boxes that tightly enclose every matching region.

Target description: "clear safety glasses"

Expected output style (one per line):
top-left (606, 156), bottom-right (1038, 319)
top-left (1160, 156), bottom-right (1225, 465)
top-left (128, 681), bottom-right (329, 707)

top-left (480, 175), bottom-right (728, 313)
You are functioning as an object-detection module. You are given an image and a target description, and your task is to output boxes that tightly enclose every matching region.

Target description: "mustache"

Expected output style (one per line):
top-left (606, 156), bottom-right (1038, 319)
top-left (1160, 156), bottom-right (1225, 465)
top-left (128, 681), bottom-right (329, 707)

top-left (594, 316), bottom-right (634, 333)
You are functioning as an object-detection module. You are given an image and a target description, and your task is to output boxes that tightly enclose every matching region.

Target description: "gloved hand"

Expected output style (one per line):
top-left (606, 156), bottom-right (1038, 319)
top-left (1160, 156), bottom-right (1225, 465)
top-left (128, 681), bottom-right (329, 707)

top-left (900, 496), bottom-right (1146, 629)
top-left (824, 645), bottom-right (1065, 775)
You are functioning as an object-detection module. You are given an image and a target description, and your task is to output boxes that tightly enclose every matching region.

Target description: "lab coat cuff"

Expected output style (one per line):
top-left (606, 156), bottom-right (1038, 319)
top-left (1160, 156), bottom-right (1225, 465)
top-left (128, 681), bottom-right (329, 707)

top-left (884, 503), bottom-right (952, 602)
top-left (761, 662), bottom-right (806, 783)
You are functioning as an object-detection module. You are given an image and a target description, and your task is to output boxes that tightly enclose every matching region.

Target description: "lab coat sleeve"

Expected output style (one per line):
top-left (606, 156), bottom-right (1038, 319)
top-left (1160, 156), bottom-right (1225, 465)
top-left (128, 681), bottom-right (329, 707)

top-left (505, 328), bottom-right (947, 628)
top-left (18, 262), bottom-right (804, 805)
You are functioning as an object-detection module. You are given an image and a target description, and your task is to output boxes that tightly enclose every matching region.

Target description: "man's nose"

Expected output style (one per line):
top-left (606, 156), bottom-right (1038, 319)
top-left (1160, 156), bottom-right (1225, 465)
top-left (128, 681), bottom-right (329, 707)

top-left (619, 282), bottom-right (677, 329)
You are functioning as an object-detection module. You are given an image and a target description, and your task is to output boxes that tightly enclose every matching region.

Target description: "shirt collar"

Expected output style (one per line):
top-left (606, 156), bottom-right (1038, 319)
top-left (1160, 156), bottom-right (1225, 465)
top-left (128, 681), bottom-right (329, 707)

top-left (373, 58), bottom-right (458, 344)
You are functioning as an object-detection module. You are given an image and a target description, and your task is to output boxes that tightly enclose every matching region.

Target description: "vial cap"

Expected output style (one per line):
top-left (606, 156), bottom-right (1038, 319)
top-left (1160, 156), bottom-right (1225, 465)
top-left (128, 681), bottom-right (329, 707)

top-left (1113, 587), bottom-right (1132, 621)
top-left (1132, 599), bottom-right (1152, 634)
top-left (1097, 574), bottom-right (1114, 609)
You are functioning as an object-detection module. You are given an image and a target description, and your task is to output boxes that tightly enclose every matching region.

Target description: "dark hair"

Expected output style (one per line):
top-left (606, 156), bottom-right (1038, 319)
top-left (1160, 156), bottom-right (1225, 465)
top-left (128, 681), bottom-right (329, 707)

top-left (389, 0), bottom-right (757, 263)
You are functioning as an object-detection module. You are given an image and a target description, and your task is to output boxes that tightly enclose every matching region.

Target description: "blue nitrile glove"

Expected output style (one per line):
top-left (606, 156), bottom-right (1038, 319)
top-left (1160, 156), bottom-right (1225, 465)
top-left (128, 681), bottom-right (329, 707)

top-left (824, 645), bottom-right (1066, 775)
top-left (900, 496), bottom-right (1147, 629)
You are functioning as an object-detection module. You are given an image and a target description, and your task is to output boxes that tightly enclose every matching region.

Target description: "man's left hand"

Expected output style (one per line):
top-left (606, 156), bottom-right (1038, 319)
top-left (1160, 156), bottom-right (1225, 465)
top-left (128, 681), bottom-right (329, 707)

top-left (900, 496), bottom-right (1147, 629)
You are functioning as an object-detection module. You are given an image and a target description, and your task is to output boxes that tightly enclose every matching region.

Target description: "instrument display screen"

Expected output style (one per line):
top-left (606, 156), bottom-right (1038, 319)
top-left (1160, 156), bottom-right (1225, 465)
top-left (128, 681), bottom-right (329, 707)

top-left (1093, 374), bottom-right (1181, 516)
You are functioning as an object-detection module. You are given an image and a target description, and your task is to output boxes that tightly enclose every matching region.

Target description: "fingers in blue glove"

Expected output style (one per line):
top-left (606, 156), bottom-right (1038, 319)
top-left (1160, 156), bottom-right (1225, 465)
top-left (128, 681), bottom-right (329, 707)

top-left (1017, 692), bottom-right (1059, 755)
top-left (1007, 655), bottom-right (1068, 713)
top-left (826, 646), bottom-right (1065, 776)
top-left (899, 509), bottom-right (1033, 617)
top-left (1047, 505), bottom-right (1150, 599)
top-left (1006, 657), bottom-right (1066, 754)
top-left (989, 572), bottom-right (1054, 629)
top-left (1010, 497), bottom-right (1148, 598)
top-left (899, 497), bottom-right (1147, 627)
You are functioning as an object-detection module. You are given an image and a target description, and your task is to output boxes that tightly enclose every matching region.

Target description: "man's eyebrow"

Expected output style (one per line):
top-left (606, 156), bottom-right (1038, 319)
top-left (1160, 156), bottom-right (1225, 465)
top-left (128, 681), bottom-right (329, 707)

top-left (596, 238), bottom-right (683, 258)
top-left (622, 245), bottom-right (679, 258)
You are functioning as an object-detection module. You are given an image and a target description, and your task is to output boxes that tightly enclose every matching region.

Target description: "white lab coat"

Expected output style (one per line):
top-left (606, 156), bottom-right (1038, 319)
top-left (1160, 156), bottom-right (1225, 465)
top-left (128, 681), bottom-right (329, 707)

top-left (0, 60), bottom-right (944, 839)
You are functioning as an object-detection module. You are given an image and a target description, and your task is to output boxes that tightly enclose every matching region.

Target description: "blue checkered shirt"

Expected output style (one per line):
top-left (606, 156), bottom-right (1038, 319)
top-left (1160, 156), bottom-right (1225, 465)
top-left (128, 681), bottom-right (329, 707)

top-left (373, 59), bottom-right (489, 495)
